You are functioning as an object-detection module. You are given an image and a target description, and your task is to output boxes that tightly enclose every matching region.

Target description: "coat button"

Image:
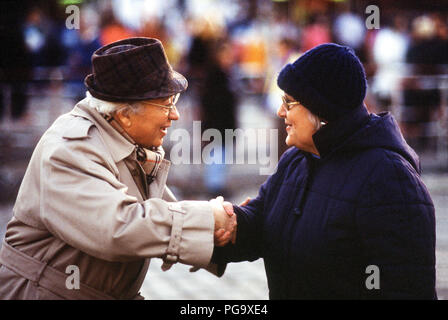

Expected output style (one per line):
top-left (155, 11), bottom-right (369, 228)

top-left (293, 208), bottom-right (302, 216)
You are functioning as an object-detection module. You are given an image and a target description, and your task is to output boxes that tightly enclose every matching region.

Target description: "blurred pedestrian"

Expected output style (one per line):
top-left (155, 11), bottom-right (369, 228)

top-left (333, 10), bottom-right (365, 53)
top-left (371, 15), bottom-right (410, 107)
top-left (0, 1), bottom-right (32, 121)
top-left (199, 40), bottom-right (238, 197)
top-left (0, 38), bottom-right (235, 300)
top-left (214, 43), bottom-right (436, 299)
top-left (62, 5), bottom-right (102, 102)
top-left (402, 14), bottom-right (448, 149)
top-left (407, 14), bottom-right (448, 66)
top-left (23, 6), bottom-right (66, 69)
top-left (99, 10), bottom-right (134, 46)
top-left (301, 14), bottom-right (331, 53)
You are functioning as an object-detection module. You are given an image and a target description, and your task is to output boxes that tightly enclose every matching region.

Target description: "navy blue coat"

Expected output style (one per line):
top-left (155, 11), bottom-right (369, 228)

top-left (213, 106), bottom-right (436, 299)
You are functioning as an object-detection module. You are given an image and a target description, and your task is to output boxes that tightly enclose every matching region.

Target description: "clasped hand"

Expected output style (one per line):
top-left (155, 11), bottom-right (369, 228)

top-left (209, 196), bottom-right (237, 247)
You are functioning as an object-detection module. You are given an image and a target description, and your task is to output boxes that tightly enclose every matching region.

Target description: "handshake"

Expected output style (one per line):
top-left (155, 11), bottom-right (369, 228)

top-left (209, 196), bottom-right (250, 247)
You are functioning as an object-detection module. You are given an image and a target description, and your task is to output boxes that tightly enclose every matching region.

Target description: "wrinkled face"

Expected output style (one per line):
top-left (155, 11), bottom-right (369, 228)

top-left (115, 95), bottom-right (179, 149)
top-left (277, 93), bottom-right (319, 155)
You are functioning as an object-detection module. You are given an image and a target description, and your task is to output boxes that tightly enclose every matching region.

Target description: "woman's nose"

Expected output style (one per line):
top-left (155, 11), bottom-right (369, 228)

top-left (277, 105), bottom-right (286, 118)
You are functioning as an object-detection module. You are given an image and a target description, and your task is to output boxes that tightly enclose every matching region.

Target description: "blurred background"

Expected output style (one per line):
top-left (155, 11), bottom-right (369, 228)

top-left (0, 0), bottom-right (448, 299)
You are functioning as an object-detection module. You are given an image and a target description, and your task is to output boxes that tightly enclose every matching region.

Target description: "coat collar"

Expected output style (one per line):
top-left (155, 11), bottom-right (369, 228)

top-left (312, 104), bottom-right (370, 159)
top-left (71, 99), bottom-right (136, 163)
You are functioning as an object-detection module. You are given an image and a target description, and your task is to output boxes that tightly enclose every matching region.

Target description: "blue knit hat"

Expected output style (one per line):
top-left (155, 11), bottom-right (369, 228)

top-left (277, 43), bottom-right (367, 122)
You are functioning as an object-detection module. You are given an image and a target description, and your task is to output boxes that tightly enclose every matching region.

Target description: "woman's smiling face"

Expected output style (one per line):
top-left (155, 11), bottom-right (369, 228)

top-left (277, 93), bottom-right (320, 155)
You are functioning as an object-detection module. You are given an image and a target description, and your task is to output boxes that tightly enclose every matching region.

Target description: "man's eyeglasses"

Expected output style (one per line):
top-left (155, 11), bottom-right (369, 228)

top-left (141, 93), bottom-right (180, 115)
top-left (281, 95), bottom-right (301, 112)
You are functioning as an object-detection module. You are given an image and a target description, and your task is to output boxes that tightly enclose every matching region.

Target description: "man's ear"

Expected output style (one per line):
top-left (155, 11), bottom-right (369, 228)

top-left (114, 107), bottom-right (132, 128)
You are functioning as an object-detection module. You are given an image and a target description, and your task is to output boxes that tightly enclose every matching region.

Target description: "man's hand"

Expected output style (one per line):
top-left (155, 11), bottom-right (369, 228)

top-left (210, 196), bottom-right (237, 246)
top-left (218, 197), bottom-right (250, 244)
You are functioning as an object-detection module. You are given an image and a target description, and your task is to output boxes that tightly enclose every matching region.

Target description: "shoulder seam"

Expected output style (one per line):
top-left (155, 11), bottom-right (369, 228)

top-left (62, 115), bottom-right (94, 140)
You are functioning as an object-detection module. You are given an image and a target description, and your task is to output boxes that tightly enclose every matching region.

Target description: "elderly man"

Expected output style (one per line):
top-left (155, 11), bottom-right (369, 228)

top-left (0, 37), bottom-right (235, 300)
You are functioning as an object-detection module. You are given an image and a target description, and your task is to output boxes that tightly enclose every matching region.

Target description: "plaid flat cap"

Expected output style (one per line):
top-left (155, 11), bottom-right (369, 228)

top-left (84, 37), bottom-right (188, 101)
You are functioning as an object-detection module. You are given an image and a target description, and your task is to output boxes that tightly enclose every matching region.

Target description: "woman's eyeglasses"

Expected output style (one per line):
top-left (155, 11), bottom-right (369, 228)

top-left (281, 95), bottom-right (301, 112)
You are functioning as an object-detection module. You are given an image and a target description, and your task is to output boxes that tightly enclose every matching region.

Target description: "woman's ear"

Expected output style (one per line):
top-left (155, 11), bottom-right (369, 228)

top-left (114, 107), bottom-right (132, 128)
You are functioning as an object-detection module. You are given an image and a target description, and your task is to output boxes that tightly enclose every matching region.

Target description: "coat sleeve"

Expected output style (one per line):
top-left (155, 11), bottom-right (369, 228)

top-left (355, 152), bottom-right (436, 299)
top-left (38, 139), bottom-right (215, 267)
top-left (212, 147), bottom-right (296, 264)
top-left (212, 177), bottom-right (270, 264)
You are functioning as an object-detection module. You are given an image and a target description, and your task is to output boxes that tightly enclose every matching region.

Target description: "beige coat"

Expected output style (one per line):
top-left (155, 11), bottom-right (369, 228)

top-left (0, 99), bottom-right (215, 299)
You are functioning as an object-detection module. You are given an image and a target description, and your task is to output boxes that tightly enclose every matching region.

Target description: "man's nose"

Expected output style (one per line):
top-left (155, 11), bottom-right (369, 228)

top-left (169, 107), bottom-right (180, 120)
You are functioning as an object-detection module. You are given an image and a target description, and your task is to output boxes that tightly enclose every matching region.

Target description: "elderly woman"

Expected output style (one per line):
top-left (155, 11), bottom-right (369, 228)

top-left (0, 38), bottom-right (235, 300)
top-left (214, 43), bottom-right (436, 299)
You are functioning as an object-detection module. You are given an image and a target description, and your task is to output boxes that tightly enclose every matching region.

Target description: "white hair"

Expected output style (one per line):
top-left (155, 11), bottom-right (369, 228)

top-left (308, 112), bottom-right (326, 131)
top-left (85, 91), bottom-right (144, 116)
